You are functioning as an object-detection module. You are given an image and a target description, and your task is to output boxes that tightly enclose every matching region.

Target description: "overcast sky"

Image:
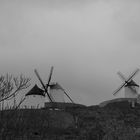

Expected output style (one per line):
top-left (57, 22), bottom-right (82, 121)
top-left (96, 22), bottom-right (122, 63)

top-left (1, 0), bottom-right (140, 105)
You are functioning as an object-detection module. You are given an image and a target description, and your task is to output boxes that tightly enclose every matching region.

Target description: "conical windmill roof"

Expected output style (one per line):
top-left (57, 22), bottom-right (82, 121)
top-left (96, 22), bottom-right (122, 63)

top-left (49, 82), bottom-right (64, 90)
top-left (25, 84), bottom-right (45, 97)
top-left (125, 80), bottom-right (139, 87)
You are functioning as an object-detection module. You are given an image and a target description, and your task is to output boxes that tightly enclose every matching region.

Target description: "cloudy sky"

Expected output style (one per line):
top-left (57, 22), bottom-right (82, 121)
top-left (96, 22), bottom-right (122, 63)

top-left (1, 0), bottom-right (140, 106)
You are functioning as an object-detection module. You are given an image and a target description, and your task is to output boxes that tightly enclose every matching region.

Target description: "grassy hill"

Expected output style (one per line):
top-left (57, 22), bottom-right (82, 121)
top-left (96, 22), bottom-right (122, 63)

top-left (1, 99), bottom-right (140, 139)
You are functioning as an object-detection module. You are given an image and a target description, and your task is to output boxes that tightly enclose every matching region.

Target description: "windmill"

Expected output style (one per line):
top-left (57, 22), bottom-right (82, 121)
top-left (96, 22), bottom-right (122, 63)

top-left (113, 68), bottom-right (140, 107)
top-left (34, 66), bottom-right (74, 108)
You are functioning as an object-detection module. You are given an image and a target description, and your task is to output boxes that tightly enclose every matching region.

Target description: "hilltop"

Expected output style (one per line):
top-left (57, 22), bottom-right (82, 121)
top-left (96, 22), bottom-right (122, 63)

top-left (1, 99), bottom-right (140, 139)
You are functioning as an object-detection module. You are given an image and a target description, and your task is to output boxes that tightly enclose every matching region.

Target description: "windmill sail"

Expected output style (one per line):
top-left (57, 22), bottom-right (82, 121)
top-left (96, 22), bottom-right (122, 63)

top-left (49, 83), bottom-right (65, 102)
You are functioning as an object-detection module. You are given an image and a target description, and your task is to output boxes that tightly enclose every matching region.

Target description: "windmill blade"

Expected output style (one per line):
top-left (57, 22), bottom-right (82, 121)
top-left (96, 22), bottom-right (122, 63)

top-left (47, 66), bottom-right (54, 87)
top-left (59, 85), bottom-right (74, 103)
top-left (34, 69), bottom-right (53, 102)
top-left (117, 72), bottom-right (127, 81)
top-left (113, 82), bottom-right (126, 95)
top-left (58, 83), bottom-right (74, 103)
top-left (63, 90), bottom-right (74, 103)
top-left (34, 69), bottom-right (46, 90)
top-left (125, 68), bottom-right (140, 83)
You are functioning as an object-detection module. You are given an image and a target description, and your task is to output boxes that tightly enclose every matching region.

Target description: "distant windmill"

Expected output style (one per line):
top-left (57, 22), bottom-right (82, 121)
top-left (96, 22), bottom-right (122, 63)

top-left (34, 66), bottom-right (74, 108)
top-left (113, 68), bottom-right (140, 107)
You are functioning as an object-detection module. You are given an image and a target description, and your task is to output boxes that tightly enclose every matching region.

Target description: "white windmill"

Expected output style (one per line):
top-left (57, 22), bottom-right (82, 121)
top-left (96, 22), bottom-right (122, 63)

top-left (34, 66), bottom-right (74, 109)
top-left (113, 68), bottom-right (140, 107)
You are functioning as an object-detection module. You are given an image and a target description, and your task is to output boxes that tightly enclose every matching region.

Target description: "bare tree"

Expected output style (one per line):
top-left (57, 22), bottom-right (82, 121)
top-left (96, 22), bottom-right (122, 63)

top-left (0, 73), bottom-right (31, 106)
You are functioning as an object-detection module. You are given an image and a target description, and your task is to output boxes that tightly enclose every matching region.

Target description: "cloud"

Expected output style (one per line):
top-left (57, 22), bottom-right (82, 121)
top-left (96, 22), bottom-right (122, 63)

top-left (0, 0), bottom-right (140, 105)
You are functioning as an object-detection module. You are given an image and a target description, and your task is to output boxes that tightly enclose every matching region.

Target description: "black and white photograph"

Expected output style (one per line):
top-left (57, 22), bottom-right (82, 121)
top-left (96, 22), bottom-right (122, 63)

top-left (0, 0), bottom-right (140, 139)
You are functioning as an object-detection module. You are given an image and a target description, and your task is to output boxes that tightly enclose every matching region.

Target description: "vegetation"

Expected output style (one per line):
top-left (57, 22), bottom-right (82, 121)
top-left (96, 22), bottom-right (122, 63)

top-left (0, 73), bottom-right (31, 101)
top-left (1, 100), bottom-right (140, 139)
top-left (0, 73), bottom-right (30, 109)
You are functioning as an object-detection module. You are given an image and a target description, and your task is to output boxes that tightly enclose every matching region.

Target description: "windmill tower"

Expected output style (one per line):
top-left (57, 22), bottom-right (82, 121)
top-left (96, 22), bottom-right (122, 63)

top-left (113, 68), bottom-right (140, 107)
top-left (34, 66), bottom-right (74, 109)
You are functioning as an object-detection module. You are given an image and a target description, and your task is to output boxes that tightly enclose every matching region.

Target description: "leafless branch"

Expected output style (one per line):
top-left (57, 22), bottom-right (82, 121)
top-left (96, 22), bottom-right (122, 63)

top-left (0, 74), bottom-right (31, 103)
top-left (14, 97), bottom-right (26, 110)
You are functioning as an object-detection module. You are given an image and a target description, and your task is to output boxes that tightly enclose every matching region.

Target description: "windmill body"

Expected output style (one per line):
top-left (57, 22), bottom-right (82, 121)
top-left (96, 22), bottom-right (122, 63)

top-left (24, 95), bottom-right (45, 108)
top-left (24, 84), bottom-right (45, 108)
top-left (49, 83), bottom-right (65, 103)
top-left (124, 87), bottom-right (138, 98)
